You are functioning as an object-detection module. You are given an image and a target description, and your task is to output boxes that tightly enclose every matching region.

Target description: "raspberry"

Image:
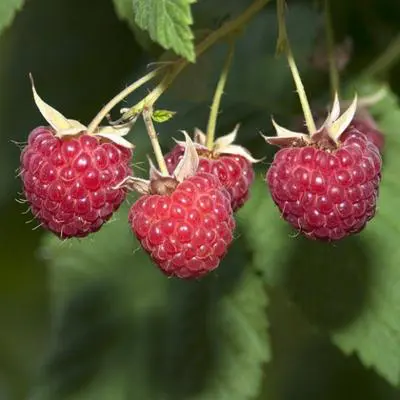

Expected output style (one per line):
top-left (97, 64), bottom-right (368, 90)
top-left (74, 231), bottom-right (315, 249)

top-left (165, 145), bottom-right (254, 211)
top-left (128, 172), bottom-right (235, 279)
top-left (266, 131), bottom-right (381, 241)
top-left (341, 119), bottom-right (384, 152)
top-left (20, 126), bottom-right (132, 238)
top-left (264, 95), bottom-right (382, 241)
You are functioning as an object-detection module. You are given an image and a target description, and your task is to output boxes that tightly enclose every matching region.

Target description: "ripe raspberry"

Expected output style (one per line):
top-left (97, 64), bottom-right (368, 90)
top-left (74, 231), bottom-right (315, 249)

top-left (20, 126), bottom-right (132, 238)
top-left (341, 118), bottom-right (384, 152)
top-left (264, 96), bottom-right (382, 241)
top-left (128, 172), bottom-right (235, 279)
top-left (267, 132), bottom-right (381, 240)
top-left (164, 126), bottom-right (256, 211)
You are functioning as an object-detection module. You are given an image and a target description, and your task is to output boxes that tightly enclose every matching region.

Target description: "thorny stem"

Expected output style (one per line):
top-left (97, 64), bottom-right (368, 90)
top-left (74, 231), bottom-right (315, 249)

top-left (142, 107), bottom-right (169, 175)
top-left (276, 0), bottom-right (317, 134)
top-left (206, 42), bottom-right (235, 150)
top-left (121, 0), bottom-right (270, 121)
top-left (362, 33), bottom-right (400, 79)
top-left (324, 0), bottom-right (340, 99)
top-left (86, 67), bottom-right (163, 134)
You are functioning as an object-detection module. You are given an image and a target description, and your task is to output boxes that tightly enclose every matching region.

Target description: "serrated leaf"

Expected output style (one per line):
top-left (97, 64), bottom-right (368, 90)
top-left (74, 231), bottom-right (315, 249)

top-left (151, 109), bottom-right (176, 123)
top-left (112, 0), bottom-right (159, 52)
top-left (0, 0), bottom-right (25, 35)
top-left (239, 84), bottom-right (400, 388)
top-left (132, 0), bottom-right (196, 62)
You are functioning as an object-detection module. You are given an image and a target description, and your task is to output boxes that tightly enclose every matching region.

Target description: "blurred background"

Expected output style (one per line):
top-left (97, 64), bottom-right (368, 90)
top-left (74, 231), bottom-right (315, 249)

top-left (0, 0), bottom-right (400, 399)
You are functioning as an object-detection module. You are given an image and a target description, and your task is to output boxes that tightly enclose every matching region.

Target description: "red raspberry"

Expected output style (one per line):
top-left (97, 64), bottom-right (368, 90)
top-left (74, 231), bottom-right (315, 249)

top-left (164, 145), bottom-right (254, 211)
top-left (128, 172), bottom-right (235, 279)
top-left (341, 119), bottom-right (384, 152)
top-left (20, 126), bottom-right (132, 238)
top-left (266, 131), bottom-right (381, 241)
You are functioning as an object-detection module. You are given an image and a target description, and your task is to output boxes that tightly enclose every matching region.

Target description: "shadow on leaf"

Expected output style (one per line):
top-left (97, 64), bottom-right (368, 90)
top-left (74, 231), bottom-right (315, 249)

top-left (36, 281), bottom-right (130, 399)
top-left (282, 234), bottom-right (374, 331)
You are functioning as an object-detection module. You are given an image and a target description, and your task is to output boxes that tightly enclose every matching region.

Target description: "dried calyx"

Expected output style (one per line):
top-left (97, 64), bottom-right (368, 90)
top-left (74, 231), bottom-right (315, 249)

top-left (30, 74), bottom-right (134, 149)
top-left (174, 124), bottom-right (260, 163)
top-left (120, 132), bottom-right (200, 196)
top-left (263, 94), bottom-right (358, 150)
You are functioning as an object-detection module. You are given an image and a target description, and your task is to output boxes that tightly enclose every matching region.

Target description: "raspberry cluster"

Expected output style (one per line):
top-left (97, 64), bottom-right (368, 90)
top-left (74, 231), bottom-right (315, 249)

top-left (20, 76), bottom-right (385, 279)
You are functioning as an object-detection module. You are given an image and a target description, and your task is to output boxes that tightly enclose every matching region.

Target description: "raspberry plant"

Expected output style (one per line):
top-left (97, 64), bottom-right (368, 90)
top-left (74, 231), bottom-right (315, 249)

top-left (1, 0), bottom-right (400, 399)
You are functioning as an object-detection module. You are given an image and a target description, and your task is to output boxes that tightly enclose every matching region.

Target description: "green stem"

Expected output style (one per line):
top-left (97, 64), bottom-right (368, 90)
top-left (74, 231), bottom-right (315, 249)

top-left (324, 0), bottom-right (340, 99)
top-left (276, 0), bottom-right (316, 134)
top-left (362, 33), bottom-right (400, 78)
top-left (206, 43), bottom-right (235, 150)
top-left (142, 107), bottom-right (169, 175)
top-left (121, 0), bottom-right (270, 121)
top-left (86, 67), bottom-right (163, 134)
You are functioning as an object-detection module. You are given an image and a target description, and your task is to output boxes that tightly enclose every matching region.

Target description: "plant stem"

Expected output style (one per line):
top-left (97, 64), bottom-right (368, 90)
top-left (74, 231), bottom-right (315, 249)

top-left (142, 107), bottom-right (169, 175)
top-left (206, 42), bottom-right (235, 150)
top-left (276, 0), bottom-right (316, 134)
top-left (86, 67), bottom-right (163, 134)
top-left (362, 33), bottom-right (400, 79)
top-left (324, 0), bottom-right (340, 99)
top-left (121, 0), bottom-right (270, 121)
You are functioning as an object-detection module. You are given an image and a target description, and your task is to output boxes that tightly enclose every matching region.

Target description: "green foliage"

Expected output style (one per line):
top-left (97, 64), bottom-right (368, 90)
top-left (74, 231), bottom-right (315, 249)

top-left (31, 205), bottom-right (271, 399)
top-left (130, 0), bottom-right (196, 62)
top-left (331, 82), bottom-right (400, 387)
top-left (152, 109), bottom-right (176, 123)
top-left (239, 83), bottom-right (400, 387)
top-left (0, 0), bottom-right (24, 35)
top-left (112, 0), bottom-right (158, 52)
top-left (162, 246), bottom-right (271, 400)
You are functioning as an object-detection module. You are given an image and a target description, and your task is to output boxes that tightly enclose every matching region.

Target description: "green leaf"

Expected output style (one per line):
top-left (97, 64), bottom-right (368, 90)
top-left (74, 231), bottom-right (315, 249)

top-left (112, 0), bottom-right (159, 52)
top-left (152, 109), bottom-right (176, 123)
top-left (131, 0), bottom-right (196, 62)
top-left (159, 240), bottom-right (271, 400)
top-left (330, 82), bottom-right (400, 387)
top-left (239, 83), bottom-right (400, 387)
top-left (0, 0), bottom-right (25, 35)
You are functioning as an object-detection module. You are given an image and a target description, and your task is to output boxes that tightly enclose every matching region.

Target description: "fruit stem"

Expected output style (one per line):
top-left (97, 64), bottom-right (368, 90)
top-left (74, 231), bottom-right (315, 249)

top-left (324, 0), bottom-right (340, 99)
top-left (86, 67), bottom-right (163, 134)
top-left (142, 107), bottom-right (169, 176)
top-left (120, 0), bottom-right (270, 122)
top-left (362, 33), bottom-right (400, 78)
top-left (206, 42), bottom-right (235, 150)
top-left (276, 0), bottom-right (317, 134)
